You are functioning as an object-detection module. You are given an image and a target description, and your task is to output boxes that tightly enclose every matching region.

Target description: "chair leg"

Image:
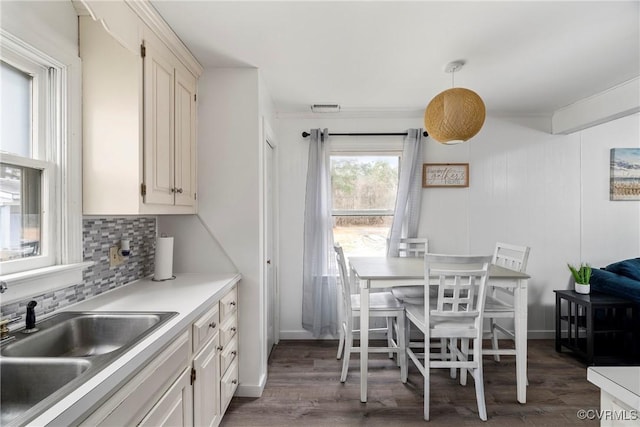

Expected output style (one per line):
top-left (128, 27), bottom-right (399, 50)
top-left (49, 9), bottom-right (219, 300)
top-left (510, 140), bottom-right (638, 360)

top-left (387, 317), bottom-right (394, 359)
top-left (449, 338), bottom-right (457, 379)
top-left (459, 338), bottom-right (469, 386)
top-left (336, 322), bottom-right (345, 360)
top-left (340, 326), bottom-right (352, 383)
top-left (472, 338), bottom-right (488, 421)
top-left (490, 317), bottom-right (501, 362)
top-left (424, 336), bottom-right (430, 421)
top-left (398, 313), bottom-right (407, 383)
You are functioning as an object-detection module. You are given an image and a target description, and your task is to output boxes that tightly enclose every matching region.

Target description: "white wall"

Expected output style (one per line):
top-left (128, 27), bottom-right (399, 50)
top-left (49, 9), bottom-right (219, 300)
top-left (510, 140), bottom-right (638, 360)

top-left (0, 1), bottom-right (78, 61)
top-left (276, 112), bottom-right (640, 338)
top-left (159, 68), bottom-right (276, 397)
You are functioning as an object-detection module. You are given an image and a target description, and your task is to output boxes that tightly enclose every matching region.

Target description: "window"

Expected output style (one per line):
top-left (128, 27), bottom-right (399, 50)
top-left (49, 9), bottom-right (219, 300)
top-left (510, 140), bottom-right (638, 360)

top-left (0, 53), bottom-right (55, 273)
top-left (0, 29), bottom-right (82, 289)
top-left (331, 154), bottom-right (400, 257)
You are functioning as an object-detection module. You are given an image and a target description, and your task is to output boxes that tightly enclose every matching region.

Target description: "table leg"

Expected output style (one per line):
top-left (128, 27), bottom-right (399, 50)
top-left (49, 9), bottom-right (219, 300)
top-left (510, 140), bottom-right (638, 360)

top-left (360, 285), bottom-right (370, 403)
top-left (514, 278), bottom-right (528, 404)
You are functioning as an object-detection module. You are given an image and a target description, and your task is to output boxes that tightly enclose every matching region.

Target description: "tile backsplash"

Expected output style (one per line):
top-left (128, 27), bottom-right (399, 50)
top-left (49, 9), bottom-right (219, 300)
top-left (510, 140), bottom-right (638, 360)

top-left (1, 217), bottom-right (156, 320)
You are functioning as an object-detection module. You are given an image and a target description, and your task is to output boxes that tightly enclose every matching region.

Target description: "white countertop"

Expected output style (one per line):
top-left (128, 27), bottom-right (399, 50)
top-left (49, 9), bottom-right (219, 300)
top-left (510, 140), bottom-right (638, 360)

top-left (588, 366), bottom-right (640, 410)
top-left (26, 272), bottom-right (241, 426)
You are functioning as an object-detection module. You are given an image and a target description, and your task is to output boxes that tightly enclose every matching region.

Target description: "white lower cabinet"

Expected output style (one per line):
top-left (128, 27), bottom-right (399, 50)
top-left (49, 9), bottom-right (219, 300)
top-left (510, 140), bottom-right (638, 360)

top-left (139, 367), bottom-right (193, 427)
top-left (82, 284), bottom-right (239, 427)
top-left (192, 284), bottom-right (238, 426)
top-left (193, 333), bottom-right (221, 427)
top-left (80, 331), bottom-right (190, 426)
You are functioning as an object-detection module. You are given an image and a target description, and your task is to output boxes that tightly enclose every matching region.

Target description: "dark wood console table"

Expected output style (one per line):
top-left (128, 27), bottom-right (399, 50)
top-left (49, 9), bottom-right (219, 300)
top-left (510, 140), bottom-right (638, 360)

top-left (555, 290), bottom-right (639, 365)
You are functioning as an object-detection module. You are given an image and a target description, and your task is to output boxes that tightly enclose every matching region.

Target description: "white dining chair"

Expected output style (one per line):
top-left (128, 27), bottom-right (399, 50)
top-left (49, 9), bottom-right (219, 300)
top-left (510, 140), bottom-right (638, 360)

top-left (334, 244), bottom-right (407, 383)
top-left (484, 242), bottom-right (530, 362)
top-left (390, 237), bottom-right (429, 304)
top-left (405, 254), bottom-right (492, 421)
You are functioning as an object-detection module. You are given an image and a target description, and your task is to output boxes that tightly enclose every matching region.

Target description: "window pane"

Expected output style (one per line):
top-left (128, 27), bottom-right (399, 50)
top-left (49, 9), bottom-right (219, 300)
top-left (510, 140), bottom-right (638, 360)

top-left (331, 156), bottom-right (399, 211)
top-left (1, 61), bottom-right (32, 157)
top-left (331, 155), bottom-right (399, 257)
top-left (333, 215), bottom-right (393, 257)
top-left (0, 163), bottom-right (41, 261)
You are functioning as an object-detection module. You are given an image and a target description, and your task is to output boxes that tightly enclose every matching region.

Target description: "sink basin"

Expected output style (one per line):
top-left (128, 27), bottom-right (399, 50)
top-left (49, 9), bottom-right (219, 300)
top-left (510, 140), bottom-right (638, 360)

top-left (0, 358), bottom-right (91, 426)
top-left (0, 311), bottom-right (177, 426)
top-left (1, 312), bottom-right (175, 357)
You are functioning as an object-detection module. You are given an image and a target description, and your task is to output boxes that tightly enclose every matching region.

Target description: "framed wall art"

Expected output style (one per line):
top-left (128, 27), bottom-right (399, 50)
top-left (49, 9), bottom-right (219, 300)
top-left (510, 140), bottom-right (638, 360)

top-left (422, 163), bottom-right (469, 188)
top-left (610, 148), bottom-right (640, 201)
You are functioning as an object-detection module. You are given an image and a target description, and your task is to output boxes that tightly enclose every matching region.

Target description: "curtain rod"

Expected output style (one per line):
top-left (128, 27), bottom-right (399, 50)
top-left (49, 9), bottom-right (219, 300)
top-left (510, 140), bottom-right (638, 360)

top-left (301, 131), bottom-right (429, 138)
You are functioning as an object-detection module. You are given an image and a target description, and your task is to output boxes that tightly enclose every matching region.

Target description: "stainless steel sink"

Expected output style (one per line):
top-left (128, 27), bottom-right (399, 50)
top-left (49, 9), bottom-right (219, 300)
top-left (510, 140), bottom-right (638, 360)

top-left (0, 311), bottom-right (177, 426)
top-left (0, 358), bottom-right (91, 426)
top-left (1, 312), bottom-right (174, 357)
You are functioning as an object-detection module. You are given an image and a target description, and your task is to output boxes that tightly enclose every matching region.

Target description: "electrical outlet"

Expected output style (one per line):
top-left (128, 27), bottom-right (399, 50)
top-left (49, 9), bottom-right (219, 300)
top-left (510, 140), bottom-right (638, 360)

top-left (109, 246), bottom-right (124, 267)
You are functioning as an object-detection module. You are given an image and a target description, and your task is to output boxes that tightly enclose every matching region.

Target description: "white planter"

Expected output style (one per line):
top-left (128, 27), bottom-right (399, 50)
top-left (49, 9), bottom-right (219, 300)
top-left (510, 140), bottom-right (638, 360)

top-left (575, 283), bottom-right (591, 294)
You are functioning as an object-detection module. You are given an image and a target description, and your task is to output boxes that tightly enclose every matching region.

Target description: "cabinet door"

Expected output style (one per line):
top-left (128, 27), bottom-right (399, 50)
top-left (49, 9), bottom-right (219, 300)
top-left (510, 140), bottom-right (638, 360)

top-left (174, 66), bottom-right (197, 207)
top-left (193, 334), bottom-right (221, 427)
top-left (139, 367), bottom-right (193, 427)
top-left (143, 40), bottom-right (175, 205)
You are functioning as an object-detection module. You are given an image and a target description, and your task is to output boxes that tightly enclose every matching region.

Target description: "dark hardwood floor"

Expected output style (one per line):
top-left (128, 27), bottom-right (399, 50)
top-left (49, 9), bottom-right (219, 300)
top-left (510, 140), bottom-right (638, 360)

top-left (222, 339), bottom-right (599, 426)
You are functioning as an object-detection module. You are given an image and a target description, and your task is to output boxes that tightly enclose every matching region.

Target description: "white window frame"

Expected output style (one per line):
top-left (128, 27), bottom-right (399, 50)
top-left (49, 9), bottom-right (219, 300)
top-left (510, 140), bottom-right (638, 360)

top-left (1, 52), bottom-right (56, 273)
top-left (0, 30), bottom-right (86, 303)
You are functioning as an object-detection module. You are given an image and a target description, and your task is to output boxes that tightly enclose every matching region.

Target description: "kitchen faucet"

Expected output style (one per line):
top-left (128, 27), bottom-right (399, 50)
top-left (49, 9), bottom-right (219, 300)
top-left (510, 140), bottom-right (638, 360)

top-left (24, 300), bottom-right (39, 334)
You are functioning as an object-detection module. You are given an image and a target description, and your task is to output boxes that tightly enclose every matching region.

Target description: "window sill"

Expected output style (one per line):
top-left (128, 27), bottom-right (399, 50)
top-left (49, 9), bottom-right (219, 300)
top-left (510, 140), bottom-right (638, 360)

top-left (0, 262), bottom-right (94, 305)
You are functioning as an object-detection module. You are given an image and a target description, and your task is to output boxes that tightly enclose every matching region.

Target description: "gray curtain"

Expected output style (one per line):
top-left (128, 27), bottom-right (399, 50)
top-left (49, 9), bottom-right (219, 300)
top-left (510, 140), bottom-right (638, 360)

top-left (302, 128), bottom-right (338, 337)
top-left (387, 129), bottom-right (424, 256)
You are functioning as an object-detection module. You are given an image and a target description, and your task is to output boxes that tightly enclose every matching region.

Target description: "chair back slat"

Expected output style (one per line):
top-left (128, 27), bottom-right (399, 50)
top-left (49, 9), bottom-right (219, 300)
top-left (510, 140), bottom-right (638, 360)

top-left (334, 244), bottom-right (352, 314)
top-left (426, 254), bottom-right (492, 321)
top-left (398, 237), bottom-right (429, 258)
top-left (492, 242), bottom-right (530, 273)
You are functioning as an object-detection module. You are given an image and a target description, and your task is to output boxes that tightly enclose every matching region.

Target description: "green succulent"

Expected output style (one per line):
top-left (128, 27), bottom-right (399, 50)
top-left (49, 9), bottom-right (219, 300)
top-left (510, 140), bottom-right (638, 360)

top-left (567, 263), bottom-right (592, 285)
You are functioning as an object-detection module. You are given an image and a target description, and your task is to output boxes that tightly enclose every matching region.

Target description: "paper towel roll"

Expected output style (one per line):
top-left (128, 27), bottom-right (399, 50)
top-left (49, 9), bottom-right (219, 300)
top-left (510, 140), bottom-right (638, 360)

top-left (154, 236), bottom-right (174, 280)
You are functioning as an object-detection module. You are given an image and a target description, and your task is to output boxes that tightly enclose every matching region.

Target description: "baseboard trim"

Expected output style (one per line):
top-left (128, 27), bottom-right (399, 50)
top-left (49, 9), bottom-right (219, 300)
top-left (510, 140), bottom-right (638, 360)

top-left (235, 372), bottom-right (267, 398)
top-left (280, 329), bottom-right (557, 340)
top-left (279, 330), bottom-right (390, 340)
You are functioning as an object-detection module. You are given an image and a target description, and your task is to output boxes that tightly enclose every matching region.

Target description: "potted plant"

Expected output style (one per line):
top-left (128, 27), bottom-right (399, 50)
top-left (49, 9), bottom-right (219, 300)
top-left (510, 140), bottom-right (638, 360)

top-left (568, 263), bottom-right (592, 294)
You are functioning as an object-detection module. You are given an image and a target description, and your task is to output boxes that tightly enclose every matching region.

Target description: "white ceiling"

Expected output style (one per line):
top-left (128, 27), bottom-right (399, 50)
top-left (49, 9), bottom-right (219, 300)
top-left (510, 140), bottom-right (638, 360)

top-left (151, 1), bottom-right (640, 116)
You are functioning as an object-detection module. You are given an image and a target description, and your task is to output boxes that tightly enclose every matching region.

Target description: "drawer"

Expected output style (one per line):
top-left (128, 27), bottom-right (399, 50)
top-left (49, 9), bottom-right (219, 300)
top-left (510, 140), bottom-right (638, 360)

top-left (219, 313), bottom-right (237, 348)
top-left (220, 359), bottom-right (238, 414)
top-left (220, 336), bottom-right (238, 376)
top-left (192, 304), bottom-right (219, 353)
top-left (220, 286), bottom-right (238, 322)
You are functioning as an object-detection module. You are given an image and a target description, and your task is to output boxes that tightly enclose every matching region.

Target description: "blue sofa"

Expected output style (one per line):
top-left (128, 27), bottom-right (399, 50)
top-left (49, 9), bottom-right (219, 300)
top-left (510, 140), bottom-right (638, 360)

top-left (590, 258), bottom-right (640, 303)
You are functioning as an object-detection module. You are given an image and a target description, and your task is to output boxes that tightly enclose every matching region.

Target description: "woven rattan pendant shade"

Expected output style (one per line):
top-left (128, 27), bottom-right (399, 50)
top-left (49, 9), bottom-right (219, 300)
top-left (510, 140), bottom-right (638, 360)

top-left (424, 87), bottom-right (486, 144)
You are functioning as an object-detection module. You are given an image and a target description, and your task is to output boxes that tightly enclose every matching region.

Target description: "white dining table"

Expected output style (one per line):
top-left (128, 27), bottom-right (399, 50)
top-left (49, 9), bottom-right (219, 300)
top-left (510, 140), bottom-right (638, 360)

top-left (348, 256), bottom-right (531, 404)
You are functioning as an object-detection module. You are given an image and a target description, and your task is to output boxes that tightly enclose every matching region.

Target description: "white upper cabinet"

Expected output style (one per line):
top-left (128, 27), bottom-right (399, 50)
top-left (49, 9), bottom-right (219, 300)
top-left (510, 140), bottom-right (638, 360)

top-left (78, 0), bottom-right (201, 215)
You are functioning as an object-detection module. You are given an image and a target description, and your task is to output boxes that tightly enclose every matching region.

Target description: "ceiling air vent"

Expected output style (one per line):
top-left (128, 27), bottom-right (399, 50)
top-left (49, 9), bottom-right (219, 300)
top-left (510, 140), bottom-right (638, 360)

top-left (311, 104), bottom-right (341, 113)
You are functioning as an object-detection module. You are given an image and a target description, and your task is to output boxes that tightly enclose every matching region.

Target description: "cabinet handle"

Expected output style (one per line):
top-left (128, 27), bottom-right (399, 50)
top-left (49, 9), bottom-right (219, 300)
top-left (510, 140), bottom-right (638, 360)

top-left (217, 345), bottom-right (223, 351)
top-left (231, 351), bottom-right (237, 356)
top-left (230, 327), bottom-right (237, 333)
top-left (231, 379), bottom-right (238, 385)
top-left (170, 188), bottom-right (176, 193)
top-left (229, 301), bottom-right (236, 306)
top-left (209, 322), bottom-right (216, 329)
top-left (176, 188), bottom-right (183, 194)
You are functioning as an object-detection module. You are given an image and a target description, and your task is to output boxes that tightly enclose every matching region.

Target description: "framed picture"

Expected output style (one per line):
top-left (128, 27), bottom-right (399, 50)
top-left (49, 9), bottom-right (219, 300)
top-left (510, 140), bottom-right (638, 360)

top-left (611, 148), bottom-right (640, 201)
top-left (422, 163), bottom-right (469, 188)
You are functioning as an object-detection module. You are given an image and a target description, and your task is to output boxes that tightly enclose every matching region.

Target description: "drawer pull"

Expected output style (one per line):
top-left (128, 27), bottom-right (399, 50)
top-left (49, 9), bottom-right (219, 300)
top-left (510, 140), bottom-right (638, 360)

top-left (217, 345), bottom-right (223, 351)
top-left (231, 379), bottom-right (238, 385)
top-left (209, 322), bottom-right (217, 329)
top-left (230, 327), bottom-right (237, 333)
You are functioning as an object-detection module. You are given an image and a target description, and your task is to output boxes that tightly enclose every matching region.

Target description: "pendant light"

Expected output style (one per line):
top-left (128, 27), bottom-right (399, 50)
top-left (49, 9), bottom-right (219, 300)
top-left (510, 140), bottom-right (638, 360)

top-left (424, 60), bottom-right (486, 145)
